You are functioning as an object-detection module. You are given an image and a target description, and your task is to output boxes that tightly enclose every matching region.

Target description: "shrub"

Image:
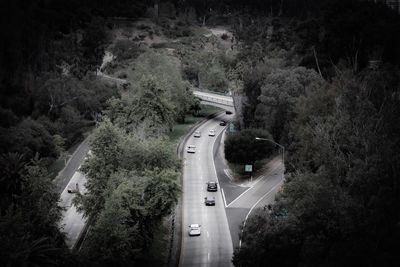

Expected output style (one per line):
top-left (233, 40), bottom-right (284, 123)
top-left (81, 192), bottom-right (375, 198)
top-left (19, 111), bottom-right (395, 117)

top-left (225, 128), bottom-right (275, 166)
top-left (117, 72), bottom-right (127, 79)
top-left (111, 40), bottom-right (142, 61)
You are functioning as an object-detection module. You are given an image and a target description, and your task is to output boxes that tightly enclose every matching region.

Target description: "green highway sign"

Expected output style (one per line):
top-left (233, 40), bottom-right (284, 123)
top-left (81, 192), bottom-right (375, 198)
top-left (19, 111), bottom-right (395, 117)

top-left (245, 164), bottom-right (253, 172)
top-left (229, 123), bottom-right (235, 132)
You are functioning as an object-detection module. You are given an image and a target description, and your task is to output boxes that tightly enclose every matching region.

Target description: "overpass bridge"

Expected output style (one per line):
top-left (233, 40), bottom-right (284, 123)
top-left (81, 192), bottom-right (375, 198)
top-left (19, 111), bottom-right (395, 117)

top-left (193, 90), bottom-right (235, 113)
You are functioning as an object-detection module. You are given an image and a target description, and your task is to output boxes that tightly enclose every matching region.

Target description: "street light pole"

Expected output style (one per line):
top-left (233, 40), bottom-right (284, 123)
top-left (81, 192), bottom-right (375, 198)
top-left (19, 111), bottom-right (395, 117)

top-left (255, 137), bottom-right (285, 169)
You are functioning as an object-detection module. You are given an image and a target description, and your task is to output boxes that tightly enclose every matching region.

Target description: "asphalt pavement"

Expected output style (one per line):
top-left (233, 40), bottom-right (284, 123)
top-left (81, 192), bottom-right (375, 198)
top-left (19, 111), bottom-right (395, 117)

top-left (53, 137), bottom-right (90, 194)
top-left (180, 114), bottom-right (234, 267)
top-left (55, 136), bottom-right (91, 249)
top-left (212, 124), bottom-right (285, 251)
top-left (59, 171), bottom-right (87, 248)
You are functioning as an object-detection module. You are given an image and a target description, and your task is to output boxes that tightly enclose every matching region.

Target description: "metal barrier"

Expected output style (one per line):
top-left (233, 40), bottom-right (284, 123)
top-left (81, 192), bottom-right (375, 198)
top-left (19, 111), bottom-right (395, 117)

top-left (193, 91), bottom-right (234, 107)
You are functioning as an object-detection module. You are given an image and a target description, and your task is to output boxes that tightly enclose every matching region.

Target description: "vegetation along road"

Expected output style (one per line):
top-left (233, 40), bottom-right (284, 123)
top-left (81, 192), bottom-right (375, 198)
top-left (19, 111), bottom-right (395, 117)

top-left (2, 1), bottom-right (400, 267)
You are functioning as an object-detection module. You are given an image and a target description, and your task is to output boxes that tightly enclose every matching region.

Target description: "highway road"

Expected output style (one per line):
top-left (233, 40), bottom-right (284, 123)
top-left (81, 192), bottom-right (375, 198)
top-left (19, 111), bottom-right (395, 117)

top-left (180, 113), bottom-right (234, 267)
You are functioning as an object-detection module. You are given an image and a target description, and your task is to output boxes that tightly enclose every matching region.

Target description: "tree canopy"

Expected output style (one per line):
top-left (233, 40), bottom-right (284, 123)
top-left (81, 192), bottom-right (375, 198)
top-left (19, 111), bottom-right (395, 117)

top-left (233, 66), bottom-right (400, 266)
top-left (225, 128), bottom-right (275, 166)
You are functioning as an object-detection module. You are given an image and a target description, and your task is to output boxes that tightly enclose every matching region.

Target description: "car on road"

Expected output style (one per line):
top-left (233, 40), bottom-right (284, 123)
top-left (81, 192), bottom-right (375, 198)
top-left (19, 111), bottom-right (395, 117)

top-left (207, 181), bottom-right (218, 192)
top-left (225, 110), bottom-right (233, 115)
top-left (194, 131), bottom-right (201, 138)
top-left (67, 184), bottom-right (79, 194)
top-left (204, 196), bottom-right (216, 206)
top-left (219, 121), bottom-right (227, 126)
top-left (208, 130), bottom-right (215, 136)
top-left (189, 224), bottom-right (201, 236)
top-left (187, 145), bottom-right (196, 153)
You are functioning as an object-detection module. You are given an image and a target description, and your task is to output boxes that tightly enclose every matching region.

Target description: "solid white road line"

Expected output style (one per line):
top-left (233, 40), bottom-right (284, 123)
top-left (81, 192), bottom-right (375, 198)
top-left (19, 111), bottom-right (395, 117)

top-left (226, 186), bottom-right (252, 208)
top-left (239, 180), bottom-right (283, 249)
top-left (211, 122), bottom-right (229, 209)
top-left (226, 164), bottom-right (283, 208)
top-left (221, 188), bottom-right (227, 208)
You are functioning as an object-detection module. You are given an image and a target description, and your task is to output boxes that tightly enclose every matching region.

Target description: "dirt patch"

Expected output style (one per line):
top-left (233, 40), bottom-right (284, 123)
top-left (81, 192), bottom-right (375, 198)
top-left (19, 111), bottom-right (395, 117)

top-left (208, 26), bottom-right (236, 50)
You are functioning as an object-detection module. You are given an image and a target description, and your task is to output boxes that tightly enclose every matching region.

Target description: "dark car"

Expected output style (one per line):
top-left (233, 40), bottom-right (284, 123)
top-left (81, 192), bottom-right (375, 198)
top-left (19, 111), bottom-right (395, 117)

top-left (225, 110), bottom-right (233, 115)
top-left (219, 121), bottom-right (227, 126)
top-left (207, 181), bottom-right (218, 192)
top-left (204, 196), bottom-right (216, 206)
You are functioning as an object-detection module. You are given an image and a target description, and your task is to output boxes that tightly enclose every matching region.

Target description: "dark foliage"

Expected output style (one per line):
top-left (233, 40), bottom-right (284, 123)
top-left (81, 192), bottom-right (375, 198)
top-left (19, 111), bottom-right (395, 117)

top-left (0, 155), bottom-right (70, 267)
top-left (1, 0), bottom-right (399, 266)
top-left (231, 1), bottom-right (400, 267)
top-left (234, 67), bottom-right (400, 266)
top-left (225, 128), bottom-right (274, 166)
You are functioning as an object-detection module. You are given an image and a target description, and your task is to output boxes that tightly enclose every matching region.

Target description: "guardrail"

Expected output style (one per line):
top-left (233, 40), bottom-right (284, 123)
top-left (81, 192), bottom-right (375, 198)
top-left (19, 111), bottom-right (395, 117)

top-left (193, 91), bottom-right (234, 107)
top-left (194, 88), bottom-right (231, 97)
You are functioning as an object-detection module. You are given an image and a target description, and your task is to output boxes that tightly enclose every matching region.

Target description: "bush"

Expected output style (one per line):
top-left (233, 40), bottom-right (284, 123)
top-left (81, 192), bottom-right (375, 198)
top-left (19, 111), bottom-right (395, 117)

top-left (111, 40), bottom-right (142, 61)
top-left (199, 64), bottom-right (228, 92)
top-left (137, 24), bottom-right (151, 30)
top-left (1, 118), bottom-right (58, 160)
top-left (117, 72), bottom-right (127, 79)
top-left (225, 128), bottom-right (275, 167)
top-left (221, 33), bottom-right (229, 40)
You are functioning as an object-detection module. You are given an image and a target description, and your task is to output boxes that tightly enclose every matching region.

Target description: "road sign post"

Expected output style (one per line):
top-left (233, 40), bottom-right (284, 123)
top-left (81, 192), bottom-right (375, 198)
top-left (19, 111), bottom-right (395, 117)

top-left (244, 164), bottom-right (253, 172)
top-left (229, 122), bottom-right (235, 133)
top-left (245, 164), bottom-right (253, 182)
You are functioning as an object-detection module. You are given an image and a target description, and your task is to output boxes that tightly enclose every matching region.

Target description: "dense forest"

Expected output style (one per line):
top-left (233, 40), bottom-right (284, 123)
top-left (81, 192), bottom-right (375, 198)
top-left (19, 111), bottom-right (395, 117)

top-left (227, 1), bottom-right (400, 267)
top-left (1, 0), bottom-right (400, 266)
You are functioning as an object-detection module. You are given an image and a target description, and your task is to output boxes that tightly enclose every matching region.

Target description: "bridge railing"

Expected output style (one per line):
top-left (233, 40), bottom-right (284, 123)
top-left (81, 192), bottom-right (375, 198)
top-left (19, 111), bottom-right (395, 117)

top-left (194, 89), bottom-right (230, 97)
top-left (193, 91), bottom-right (234, 107)
top-left (198, 96), bottom-right (233, 107)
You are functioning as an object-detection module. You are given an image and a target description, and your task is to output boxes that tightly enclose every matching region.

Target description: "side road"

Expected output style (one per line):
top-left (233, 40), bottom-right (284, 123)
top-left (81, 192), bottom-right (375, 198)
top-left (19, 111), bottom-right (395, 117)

top-left (54, 136), bottom-right (90, 249)
top-left (213, 129), bottom-right (285, 249)
top-left (53, 136), bottom-right (90, 194)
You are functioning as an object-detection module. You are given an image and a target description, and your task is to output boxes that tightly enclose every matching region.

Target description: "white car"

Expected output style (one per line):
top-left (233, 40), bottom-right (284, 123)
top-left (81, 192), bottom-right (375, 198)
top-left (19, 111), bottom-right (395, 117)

top-left (208, 130), bottom-right (215, 136)
top-left (194, 131), bottom-right (201, 138)
top-left (187, 145), bottom-right (196, 153)
top-left (189, 224), bottom-right (201, 236)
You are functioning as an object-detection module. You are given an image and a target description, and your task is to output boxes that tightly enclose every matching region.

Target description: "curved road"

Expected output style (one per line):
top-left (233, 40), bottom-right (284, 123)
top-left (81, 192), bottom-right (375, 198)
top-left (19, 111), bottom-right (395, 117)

top-left (180, 113), bottom-right (233, 267)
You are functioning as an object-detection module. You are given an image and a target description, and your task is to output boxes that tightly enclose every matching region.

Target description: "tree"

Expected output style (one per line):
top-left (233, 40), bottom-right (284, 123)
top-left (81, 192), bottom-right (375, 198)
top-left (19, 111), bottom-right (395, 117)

top-left (0, 156), bottom-right (68, 267)
top-left (121, 135), bottom-right (179, 172)
top-left (241, 63), bottom-right (271, 128)
top-left (0, 152), bottom-right (26, 209)
top-left (80, 174), bottom-right (145, 265)
top-left (130, 75), bottom-right (175, 135)
top-left (35, 76), bottom-right (81, 119)
top-left (80, 168), bottom-right (180, 265)
top-left (254, 67), bottom-right (322, 142)
top-left (1, 118), bottom-right (58, 160)
top-left (198, 63), bottom-right (228, 92)
top-left (74, 118), bottom-right (124, 219)
top-left (225, 128), bottom-right (275, 166)
top-left (189, 96), bottom-right (202, 116)
top-left (234, 67), bottom-right (400, 267)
